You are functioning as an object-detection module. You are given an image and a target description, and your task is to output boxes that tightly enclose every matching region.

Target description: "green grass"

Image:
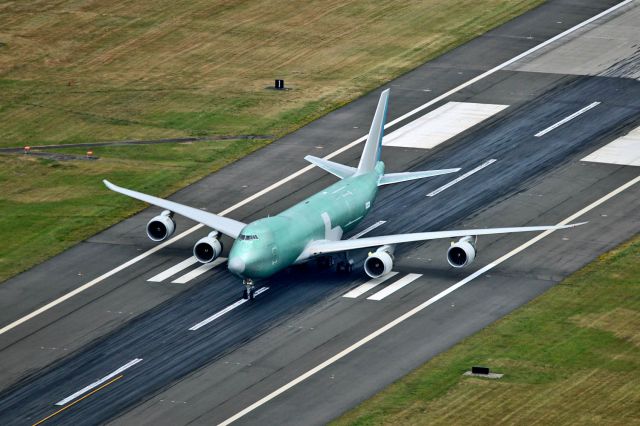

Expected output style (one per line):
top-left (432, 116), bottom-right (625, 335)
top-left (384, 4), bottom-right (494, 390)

top-left (0, 140), bottom-right (268, 282)
top-left (0, 0), bottom-right (545, 282)
top-left (333, 236), bottom-right (640, 425)
top-left (0, 0), bottom-right (545, 148)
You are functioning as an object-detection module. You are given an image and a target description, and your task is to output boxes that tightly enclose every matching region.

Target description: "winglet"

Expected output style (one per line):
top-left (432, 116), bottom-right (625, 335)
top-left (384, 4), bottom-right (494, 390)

top-left (357, 89), bottom-right (390, 174)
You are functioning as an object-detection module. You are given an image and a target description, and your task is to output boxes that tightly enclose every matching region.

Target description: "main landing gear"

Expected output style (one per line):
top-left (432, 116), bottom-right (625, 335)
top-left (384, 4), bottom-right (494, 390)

top-left (336, 252), bottom-right (354, 274)
top-left (242, 278), bottom-right (255, 300)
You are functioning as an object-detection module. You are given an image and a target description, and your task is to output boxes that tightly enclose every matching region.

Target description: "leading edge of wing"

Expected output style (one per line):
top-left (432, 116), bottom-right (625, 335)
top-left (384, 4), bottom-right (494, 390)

top-left (302, 222), bottom-right (587, 256)
top-left (103, 180), bottom-right (246, 239)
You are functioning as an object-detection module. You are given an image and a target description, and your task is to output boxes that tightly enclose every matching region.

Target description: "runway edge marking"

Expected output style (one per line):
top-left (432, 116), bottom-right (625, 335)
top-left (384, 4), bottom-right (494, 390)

top-left (218, 174), bottom-right (640, 426)
top-left (0, 0), bottom-right (632, 336)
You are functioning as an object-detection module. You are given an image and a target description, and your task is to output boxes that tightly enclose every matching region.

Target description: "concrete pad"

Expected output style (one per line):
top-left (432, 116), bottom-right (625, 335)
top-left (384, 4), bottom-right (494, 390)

top-left (509, 4), bottom-right (640, 79)
top-left (383, 102), bottom-right (508, 149)
top-left (582, 125), bottom-right (640, 166)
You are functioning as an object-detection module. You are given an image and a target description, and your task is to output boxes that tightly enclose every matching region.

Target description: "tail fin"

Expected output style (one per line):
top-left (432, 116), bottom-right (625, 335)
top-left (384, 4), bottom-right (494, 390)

top-left (356, 88), bottom-right (389, 174)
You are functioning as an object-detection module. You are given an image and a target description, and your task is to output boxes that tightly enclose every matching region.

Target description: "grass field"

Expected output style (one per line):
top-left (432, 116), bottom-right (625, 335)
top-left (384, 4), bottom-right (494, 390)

top-left (333, 236), bottom-right (640, 425)
top-left (0, 0), bottom-right (544, 282)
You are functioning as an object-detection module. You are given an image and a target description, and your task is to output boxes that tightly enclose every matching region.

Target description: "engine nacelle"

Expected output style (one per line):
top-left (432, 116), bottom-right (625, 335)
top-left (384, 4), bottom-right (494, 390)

top-left (146, 210), bottom-right (176, 242)
top-left (447, 236), bottom-right (476, 268)
top-left (364, 245), bottom-right (394, 278)
top-left (193, 232), bottom-right (223, 264)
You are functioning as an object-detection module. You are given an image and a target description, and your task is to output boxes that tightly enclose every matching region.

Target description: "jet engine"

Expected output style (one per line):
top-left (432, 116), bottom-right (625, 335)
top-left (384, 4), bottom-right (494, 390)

top-left (364, 245), bottom-right (394, 278)
top-left (146, 210), bottom-right (175, 242)
top-left (193, 232), bottom-right (223, 263)
top-left (447, 236), bottom-right (476, 268)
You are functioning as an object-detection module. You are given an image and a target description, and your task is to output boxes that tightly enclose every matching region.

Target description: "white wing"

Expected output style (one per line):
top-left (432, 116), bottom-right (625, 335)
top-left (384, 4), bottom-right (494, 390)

top-left (103, 180), bottom-right (246, 239)
top-left (301, 223), bottom-right (586, 257)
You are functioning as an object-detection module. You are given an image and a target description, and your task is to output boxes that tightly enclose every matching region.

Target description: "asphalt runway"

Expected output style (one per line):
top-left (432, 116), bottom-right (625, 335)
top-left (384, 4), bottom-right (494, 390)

top-left (1, 1), bottom-right (639, 425)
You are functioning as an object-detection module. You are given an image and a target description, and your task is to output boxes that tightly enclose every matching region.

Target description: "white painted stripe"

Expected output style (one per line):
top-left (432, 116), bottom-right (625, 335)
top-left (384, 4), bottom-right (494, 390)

top-left (427, 159), bottom-right (497, 197)
top-left (342, 272), bottom-right (399, 299)
top-left (349, 220), bottom-right (387, 240)
top-left (171, 257), bottom-right (227, 284)
top-left (147, 257), bottom-right (199, 282)
top-left (55, 358), bottom-right (142, 406)
top-left (2, 0), bottom-right (631, 336)
top-left (582, 125), bottom-right (640, 167)
top-left (218, 172), bottom-right (640, 426)
top-left (189, 287), bottom-right (269, 331)
top-left (534, 102), bottom-right (601, 137)
top-left (367, 273), bottom-right (422, 301)
top-left (383, 102), bottom-right (508, 149)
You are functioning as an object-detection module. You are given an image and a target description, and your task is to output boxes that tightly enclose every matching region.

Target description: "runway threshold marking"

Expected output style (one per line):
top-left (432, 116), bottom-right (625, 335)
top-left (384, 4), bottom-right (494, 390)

top-left (32, 375), bottom-right (124, 426)
top-left (1, 0), bottom-right (631, 336)
top-left (55, 358), bottom-right (143, 406)
top-left (534, 102), bottom-right (601, 137)
top-left (147, 256), bottom-right (199, 282)
top-left (383, 102), bottom-right (509, 149)
top-left (218, 174), bottom-right (640, 426)
top-left (189, 287), bottom-right (269, 331)
top-left (427, 159), bottom-right (497, 197)
top-left (367, 273), bottom-right (422, 301)
top-left (171, 257), bottom-right (227, 284)
top-left (342, 272), bottom-right (399, 299)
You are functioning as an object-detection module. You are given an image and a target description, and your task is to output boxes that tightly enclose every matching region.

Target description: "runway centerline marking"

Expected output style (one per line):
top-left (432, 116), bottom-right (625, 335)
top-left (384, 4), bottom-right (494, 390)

top-left (33, 375), bottom-right (124, 426)
top-left (55, 358), bottom-right (142, 406)
top-left (189, 287), bottom-right (269, 331)
top-left (148, 257), bottom-right (199, 282)
top-left (218, 173), bottom-right (640, 426)
top-left (427, 159), bottom-right (497, 197)
top-left (1, 0), bottom-right (631, 335)
top-left (349, 220), bottom-right (387, 240)
top-left (534, 102), bottom-right (601, 137)
top-left (342, 272), bottom-right (399, 299)
top-left (367, 273), bottom-right (422, 301)
top-left (171, 257), bottom-right (227, 284)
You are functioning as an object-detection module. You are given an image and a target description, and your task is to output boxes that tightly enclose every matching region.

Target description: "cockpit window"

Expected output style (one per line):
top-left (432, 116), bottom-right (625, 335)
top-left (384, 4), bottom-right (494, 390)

top-left (239, 234), bottom-right (258, 240)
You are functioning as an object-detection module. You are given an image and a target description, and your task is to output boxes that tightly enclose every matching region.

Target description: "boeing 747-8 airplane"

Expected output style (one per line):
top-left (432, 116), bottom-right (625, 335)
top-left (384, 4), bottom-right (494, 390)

top-left (105, 89), bottom-right (583, 299)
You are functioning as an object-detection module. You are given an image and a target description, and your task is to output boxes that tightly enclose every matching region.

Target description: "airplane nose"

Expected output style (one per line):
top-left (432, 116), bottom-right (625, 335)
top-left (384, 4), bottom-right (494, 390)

top-left (228, 256), bottom-right (245, 275)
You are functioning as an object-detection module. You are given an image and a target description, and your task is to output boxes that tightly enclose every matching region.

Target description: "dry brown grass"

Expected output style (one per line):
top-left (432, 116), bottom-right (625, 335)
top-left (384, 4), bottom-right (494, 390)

top-left (0, 0), bottom-right (543, 147)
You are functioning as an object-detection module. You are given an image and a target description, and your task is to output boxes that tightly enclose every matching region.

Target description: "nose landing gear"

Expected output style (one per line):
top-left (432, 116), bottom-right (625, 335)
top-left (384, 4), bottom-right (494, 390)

top-left (242, 278), bottom-right (255, 300)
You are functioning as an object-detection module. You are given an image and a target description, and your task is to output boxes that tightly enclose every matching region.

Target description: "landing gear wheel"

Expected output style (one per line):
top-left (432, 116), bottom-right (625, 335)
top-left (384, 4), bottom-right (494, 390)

top-left (336, 260), bottom-right (354, 274)
top-left (242, 278), bottom-right (255, 300)
top-left (318, 256), bottom-right (335, 270)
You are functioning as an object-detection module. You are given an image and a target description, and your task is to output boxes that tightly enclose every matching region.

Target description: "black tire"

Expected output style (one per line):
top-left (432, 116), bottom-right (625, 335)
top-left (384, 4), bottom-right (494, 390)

top-left (249, 289), bottom-right (255, 300)
top-left (242, 289), bottom-right (249, 300)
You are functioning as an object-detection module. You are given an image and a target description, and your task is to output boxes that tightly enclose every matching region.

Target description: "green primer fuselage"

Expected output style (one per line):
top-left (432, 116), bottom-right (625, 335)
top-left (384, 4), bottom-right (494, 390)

top-left (228, 162), bottom-right (384, 279)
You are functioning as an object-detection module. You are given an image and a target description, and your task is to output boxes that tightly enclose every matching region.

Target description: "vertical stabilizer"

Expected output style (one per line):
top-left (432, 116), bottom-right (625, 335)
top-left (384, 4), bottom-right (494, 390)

top-left (357, 89), bottom-right (389, 174)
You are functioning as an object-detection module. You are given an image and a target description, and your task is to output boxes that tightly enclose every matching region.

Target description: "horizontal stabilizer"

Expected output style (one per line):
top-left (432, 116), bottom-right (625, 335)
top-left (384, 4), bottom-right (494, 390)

top-left (305, 155), bottom-right (356, 179)
top-left (378, 168), bottom-right (460, 186)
